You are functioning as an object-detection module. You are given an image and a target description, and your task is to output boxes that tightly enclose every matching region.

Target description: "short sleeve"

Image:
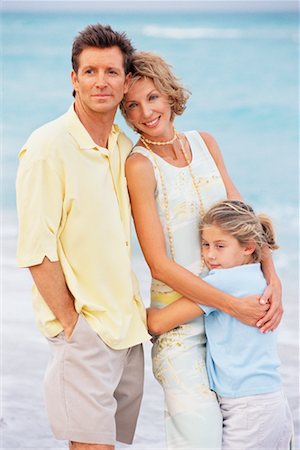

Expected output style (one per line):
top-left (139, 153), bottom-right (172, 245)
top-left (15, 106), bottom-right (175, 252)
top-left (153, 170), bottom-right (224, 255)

top-left (199, 271), bottom-right (227, 315)
top-left (200, 304), bottom-right (216, 315)
top-left (16, 158), bottom-right (64, 267)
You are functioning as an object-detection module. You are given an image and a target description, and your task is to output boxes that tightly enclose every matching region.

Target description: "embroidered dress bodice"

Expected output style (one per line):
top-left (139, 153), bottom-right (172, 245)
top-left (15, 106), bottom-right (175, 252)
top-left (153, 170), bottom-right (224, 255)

top-left (131, 130), bottom-right (227, 300)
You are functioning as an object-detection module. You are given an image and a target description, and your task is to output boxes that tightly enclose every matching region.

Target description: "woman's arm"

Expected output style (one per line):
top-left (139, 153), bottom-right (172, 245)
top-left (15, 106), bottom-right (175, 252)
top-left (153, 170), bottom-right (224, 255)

top-left (201, 132), bottom-right (283, 332)
top-left (200, 131), bottom-right (242, 200)
top-left (147, 298), bottom-right (204, 335)
top-left (126, 153), bottom-right (268, 327)
top-left (257, 249), bottom-right (283, 332)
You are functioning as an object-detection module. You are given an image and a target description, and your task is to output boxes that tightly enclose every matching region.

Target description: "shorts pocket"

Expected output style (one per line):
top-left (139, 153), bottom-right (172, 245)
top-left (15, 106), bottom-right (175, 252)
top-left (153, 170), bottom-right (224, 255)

top-left (46, 314), bottom-right (82, 344)
top-left (65, 313), bottom-right (98, 345)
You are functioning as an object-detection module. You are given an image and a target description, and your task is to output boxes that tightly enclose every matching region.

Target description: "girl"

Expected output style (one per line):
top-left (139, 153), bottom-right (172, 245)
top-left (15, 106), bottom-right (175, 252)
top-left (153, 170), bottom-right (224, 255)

top-left (147, 200), bottom-right (294, 450)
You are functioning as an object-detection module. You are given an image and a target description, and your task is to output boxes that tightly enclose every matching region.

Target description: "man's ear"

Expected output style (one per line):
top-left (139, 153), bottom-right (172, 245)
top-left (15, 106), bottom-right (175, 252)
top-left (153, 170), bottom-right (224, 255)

top-left (124, 73), bottom-right (132, 95)
top-left (71, 70), bottom-right (78, 91)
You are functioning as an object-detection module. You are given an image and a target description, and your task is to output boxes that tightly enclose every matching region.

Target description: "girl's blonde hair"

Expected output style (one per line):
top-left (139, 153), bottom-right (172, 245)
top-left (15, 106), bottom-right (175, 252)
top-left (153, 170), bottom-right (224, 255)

top-left (120, 51), bottom-right (190, 124)
top-left (200, 200), bottom-right (279, 263)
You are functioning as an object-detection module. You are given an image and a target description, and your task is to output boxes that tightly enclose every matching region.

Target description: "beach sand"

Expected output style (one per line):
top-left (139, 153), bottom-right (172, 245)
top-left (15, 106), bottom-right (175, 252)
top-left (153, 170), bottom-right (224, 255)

top-left (2, 214), bottom-right (299, 449)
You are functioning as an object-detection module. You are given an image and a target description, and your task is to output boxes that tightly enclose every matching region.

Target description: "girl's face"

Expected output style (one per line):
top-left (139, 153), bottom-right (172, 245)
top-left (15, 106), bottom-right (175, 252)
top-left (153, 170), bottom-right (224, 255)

top-left (124, 77), bottom-right (173, 140)
top-left (201, 225), bottom-right (255, 270)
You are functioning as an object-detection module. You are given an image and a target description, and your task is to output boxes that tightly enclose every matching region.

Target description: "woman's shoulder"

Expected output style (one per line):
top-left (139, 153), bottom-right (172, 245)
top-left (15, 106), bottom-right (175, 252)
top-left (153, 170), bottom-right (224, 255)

top-left (126, 146), bottom-right (154, 175)
top-left (130, 143), bottom-right (149, 157)
top-left (193, 130), bottom-right (222, 161)
top-left (198, 131), bottom-right (218, 145)
top-left (125, 148), bottom-right (157, 191)
top-left (128, 144), bottom-right (156, 165)
top-left (184, 130), bottom-right (219, 149)
top-left (183, 130), bottom-right (222, 165)
top-left (184, 130), bottom-right (216, 140)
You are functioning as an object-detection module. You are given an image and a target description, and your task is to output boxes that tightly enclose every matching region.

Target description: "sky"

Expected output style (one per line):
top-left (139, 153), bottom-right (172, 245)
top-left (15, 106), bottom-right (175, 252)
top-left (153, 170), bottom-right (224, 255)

top-left (2, 0), bottom-right (299, 12)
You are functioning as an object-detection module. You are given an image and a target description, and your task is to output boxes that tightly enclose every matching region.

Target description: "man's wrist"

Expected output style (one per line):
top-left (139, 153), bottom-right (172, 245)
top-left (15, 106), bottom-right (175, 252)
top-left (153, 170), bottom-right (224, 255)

top-left (60, 310), bottom-right (79, 330)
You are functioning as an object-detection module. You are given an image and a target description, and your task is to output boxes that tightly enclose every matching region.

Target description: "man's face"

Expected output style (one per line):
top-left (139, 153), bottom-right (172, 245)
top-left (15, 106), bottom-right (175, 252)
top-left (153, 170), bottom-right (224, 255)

top-left (71, 46), bottom-right (129, 115)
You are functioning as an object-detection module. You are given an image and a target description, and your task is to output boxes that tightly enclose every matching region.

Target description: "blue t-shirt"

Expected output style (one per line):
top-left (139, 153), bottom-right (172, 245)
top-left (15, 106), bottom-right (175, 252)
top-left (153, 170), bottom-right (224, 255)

top-left (201, 263), bottom-right (281, 397)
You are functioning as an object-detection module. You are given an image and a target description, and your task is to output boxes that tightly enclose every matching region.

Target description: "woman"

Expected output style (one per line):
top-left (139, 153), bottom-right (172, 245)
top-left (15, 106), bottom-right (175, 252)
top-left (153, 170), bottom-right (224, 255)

top-left (120, 51), bottom-right (282, 449)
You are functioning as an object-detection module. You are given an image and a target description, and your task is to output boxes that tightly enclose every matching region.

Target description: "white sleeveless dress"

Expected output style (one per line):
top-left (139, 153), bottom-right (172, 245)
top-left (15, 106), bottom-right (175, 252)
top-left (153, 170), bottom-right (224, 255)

top-left (131, 131), bottom-right (227, 449)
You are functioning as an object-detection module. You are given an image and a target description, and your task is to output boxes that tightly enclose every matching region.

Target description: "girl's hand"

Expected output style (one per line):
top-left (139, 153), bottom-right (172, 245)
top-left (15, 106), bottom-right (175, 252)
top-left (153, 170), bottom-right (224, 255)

top-left (147, 307), bottom-right (161, 335)
top-left (256, 278), bottom-right (283, 333)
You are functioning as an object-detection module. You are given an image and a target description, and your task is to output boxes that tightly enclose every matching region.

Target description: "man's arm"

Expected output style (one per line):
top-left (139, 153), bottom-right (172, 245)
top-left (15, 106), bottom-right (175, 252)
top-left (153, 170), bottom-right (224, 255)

top-left (29, 257), bottom-right (78, 339)
top-left (16, 158), bottom-right (78, 337)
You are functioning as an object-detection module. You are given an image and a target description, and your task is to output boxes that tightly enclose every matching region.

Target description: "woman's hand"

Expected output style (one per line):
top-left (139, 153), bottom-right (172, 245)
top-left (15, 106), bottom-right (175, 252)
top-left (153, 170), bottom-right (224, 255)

top-left (232, 295), bottom-right (270, 327)
top-left (258, 249), bottom-right (283, 332)
top-left (233, 277), bottom-right (282, 332)
top-left (256, 277), bottom-right (283, 333)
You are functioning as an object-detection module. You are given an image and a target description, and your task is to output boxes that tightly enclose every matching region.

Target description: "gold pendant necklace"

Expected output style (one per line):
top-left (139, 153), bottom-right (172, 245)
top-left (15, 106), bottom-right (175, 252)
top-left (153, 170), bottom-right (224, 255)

top-left (140, 130), bottom-right (206, 273)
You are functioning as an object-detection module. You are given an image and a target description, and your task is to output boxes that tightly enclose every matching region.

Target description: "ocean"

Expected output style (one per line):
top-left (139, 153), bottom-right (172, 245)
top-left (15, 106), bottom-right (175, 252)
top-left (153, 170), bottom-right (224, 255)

top-left (2, 3), bottom-right (299, 449)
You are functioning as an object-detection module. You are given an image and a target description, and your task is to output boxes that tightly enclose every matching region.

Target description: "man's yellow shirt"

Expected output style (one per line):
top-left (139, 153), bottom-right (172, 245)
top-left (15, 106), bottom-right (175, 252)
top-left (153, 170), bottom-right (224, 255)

top-left (16, 105), bottom-right (150, 349)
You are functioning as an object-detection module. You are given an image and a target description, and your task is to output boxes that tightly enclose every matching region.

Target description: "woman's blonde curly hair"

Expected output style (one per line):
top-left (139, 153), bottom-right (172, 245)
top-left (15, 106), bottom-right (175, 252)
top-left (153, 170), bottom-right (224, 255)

top-left (120, 51), bottom-right (190, 125)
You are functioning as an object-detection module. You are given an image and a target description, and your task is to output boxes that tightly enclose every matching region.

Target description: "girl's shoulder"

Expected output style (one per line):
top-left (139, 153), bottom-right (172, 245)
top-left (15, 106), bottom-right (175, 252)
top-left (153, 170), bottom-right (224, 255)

top-left (205, 264), bottom-right (266, 297)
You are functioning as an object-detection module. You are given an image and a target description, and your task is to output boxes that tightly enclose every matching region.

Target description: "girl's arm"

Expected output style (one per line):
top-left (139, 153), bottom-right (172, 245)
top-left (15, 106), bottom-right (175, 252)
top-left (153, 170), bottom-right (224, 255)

top-left (147, 298), bottom-right (204, 335)
top-left (125, 153), bottom-right (269, 327)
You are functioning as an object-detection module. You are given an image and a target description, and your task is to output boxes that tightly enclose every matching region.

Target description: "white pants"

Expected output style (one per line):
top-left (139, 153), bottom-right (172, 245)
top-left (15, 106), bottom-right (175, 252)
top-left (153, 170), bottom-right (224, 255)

top-left (218, 390), bottom-right (294, 450)
top-left (152, 321), bottom-right (222, 449)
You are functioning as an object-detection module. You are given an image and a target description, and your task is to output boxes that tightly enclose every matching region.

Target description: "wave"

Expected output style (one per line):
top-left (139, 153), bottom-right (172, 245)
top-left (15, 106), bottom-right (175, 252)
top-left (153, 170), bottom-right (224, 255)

top-left (143, 25), bottom-right (297, 41)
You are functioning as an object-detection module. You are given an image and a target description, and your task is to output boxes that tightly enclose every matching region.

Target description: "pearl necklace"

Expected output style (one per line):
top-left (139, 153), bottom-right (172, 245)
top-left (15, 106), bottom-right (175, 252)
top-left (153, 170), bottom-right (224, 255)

top-left (140, 130), bottom-right (206, 272)
top-left (140, 130), bottom-right (177, 146)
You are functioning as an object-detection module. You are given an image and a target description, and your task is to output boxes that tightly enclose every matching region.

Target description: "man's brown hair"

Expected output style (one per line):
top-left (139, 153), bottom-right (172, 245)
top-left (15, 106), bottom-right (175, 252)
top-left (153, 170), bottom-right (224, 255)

top-left (71, 23), bottom-right (135, 97)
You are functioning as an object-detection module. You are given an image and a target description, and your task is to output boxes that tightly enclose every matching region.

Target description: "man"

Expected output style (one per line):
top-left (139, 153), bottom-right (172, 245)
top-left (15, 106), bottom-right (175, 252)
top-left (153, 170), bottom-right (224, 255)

top-left (16, 24), bottom-right (150, 450)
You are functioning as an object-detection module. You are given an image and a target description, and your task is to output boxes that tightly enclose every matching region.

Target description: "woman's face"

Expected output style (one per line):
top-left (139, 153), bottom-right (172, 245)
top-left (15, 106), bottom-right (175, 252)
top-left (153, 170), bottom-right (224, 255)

top-left (124, 77), bottom-right (173, 140)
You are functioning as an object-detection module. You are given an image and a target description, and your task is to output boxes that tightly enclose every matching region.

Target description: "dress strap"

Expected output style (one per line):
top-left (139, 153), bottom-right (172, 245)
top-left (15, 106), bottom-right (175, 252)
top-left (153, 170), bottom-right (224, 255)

top-left (130, 145), bottom-right (155, 163)
top-left (184, 131), bottom-right (211, 162)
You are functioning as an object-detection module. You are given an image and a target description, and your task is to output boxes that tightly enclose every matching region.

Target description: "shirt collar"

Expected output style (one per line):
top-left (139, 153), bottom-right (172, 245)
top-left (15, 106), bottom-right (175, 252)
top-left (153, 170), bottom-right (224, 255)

top-left (64, 104), bottom-right (121, 156)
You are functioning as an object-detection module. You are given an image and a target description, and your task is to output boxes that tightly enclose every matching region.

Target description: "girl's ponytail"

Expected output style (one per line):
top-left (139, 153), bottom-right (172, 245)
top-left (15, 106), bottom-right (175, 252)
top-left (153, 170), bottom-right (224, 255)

top-left (258, 214), bottom-right (279, 251)
top-left (201, 200), bottom-right (279, 263)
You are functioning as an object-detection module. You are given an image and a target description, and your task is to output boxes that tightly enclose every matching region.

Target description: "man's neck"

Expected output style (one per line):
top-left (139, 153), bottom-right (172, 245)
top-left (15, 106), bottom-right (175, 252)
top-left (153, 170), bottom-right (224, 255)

top-left (74, 100), bottom-right (117, 148)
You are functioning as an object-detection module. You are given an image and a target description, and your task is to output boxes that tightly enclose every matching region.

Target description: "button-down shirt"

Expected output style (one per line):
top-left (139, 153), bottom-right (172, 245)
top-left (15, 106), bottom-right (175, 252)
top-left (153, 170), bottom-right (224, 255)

top-left (16, 105), bottom-right (150, 349)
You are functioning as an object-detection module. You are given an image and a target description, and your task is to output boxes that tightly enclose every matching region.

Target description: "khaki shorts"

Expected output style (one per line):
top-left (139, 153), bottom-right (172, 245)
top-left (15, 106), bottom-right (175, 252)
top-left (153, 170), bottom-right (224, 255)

top-left (44, 314), bottom-right (144, 445)
top-left (218, 390), bottom-right (294, 450)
